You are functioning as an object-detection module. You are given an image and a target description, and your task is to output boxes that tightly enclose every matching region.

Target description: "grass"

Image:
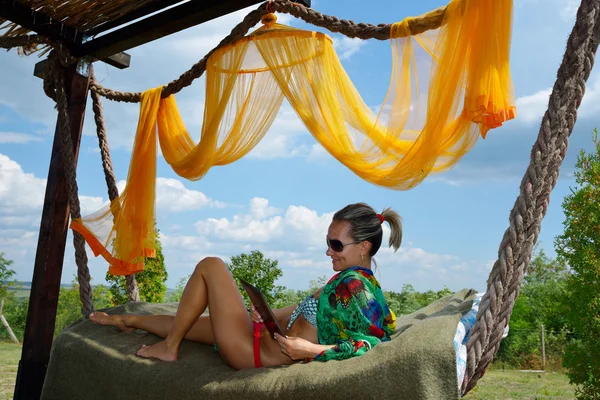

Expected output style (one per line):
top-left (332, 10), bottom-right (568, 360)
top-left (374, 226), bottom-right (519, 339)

top-left (0, 342), bottom-right (20, 400)
top-left (0, 342), bottom-right (577, 399)
top-left (464, 369), bottom-right (576, 399)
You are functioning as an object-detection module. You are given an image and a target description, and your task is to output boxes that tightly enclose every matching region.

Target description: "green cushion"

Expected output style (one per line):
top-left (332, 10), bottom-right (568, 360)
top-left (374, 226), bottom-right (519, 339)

top-left (41, 288), bottom-right (477, 400)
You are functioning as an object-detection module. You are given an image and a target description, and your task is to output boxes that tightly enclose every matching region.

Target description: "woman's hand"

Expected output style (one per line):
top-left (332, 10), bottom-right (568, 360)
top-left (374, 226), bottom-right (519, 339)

top-left (249, 303), bottom-right (263, 324)
top-left (274, 333), bottom-right (322, 360)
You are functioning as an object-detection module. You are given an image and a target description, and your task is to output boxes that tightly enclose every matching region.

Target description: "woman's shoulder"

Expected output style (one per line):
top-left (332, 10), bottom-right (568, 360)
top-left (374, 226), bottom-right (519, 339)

top-left (328, 267), bottom-right (381, 290)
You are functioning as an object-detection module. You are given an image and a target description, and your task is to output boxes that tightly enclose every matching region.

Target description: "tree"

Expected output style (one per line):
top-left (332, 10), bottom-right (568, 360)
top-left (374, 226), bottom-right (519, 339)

top-left (227, 250), bottom-right (284, 306)
top-left (271, 275), bottom-right (328, 309)
top-left (495, 245), bottom-right (571, 370)
top-left (54, 277), bottom-right (112, 336)
top-left (106, 225), bottom-right (168, 305)
top-left (554, 129), bottom-right (600, 399)
top-left (0, 252), bottom-right (16, 301)
top-left (522, 245), bottom-right (571, 332)
top-left (167, 275), bottom-right (190, 302)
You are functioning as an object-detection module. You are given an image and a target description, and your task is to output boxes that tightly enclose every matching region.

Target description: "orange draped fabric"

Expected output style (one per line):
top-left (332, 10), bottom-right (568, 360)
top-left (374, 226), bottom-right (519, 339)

top-left (71, 0), bottom-right (516, 275)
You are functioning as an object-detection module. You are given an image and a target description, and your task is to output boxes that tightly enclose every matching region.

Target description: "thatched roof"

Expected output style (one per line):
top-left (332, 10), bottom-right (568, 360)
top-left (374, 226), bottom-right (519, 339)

top-left (0, 0), bottom-right (285, 65)
top-left (0, 0), bottom-right (162, 37)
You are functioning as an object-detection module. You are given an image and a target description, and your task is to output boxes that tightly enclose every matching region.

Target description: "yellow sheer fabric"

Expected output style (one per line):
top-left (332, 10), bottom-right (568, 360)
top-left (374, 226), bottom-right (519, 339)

top-left (71, 0), bottom-right (516, 275)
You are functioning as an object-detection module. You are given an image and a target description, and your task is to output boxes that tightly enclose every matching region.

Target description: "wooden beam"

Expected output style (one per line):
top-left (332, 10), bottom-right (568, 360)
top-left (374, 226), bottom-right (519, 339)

top-left (85, 0), bottom-right (188, 36)
top-left (13, 62), bottom-right (91, 400)
top-left (74, 0), bottom-right (311, 61)
top-left (33, 53), bottom-right (130, 79)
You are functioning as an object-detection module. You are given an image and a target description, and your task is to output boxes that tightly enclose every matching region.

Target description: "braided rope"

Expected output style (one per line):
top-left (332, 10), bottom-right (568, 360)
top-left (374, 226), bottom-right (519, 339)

top-left (47, 50), bottom-right (95, 317)
top-left (270, 0), bottom-right (445, 39)
top-left (461, 0), bottom-right (600, 394)
top-left (90, 69), bottom-right (140, 302)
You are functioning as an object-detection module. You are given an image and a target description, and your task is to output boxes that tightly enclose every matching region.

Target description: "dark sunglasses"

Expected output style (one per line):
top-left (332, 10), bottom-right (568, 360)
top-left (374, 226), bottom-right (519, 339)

top-left (326, 236), bottom-right (360, 253)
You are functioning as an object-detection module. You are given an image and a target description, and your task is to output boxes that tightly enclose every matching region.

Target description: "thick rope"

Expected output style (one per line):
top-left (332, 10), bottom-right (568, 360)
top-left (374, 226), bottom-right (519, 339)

top-left (90, 69), bottom-right (140, 302)
top-left (461, 0), bottom-right (600, 394)
top-left (47, 50), bottom-right (95, 317)
top-left (88, 0), bottom-right (447, 103)
top-left (270, 0), bottom-right (445, 39)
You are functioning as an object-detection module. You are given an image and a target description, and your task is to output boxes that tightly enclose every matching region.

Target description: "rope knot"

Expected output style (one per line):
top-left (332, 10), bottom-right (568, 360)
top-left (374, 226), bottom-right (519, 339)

top-left (261, 12), bottom-right (277, 26)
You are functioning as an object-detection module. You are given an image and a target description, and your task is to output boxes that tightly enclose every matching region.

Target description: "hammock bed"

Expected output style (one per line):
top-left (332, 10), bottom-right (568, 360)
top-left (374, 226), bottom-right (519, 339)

top-left (2, 0), bottom-right (598, 397)
top-left (41, 290), bottom-right (485, 400)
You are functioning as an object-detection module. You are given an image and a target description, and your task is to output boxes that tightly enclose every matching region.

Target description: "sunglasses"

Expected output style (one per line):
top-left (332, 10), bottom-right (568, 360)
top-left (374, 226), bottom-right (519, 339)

top-left (326, 236), bottom-right (360, 253)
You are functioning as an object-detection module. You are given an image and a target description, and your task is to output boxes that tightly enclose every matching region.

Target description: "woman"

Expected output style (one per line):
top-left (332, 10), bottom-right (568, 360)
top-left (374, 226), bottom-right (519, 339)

top-left (89, 202), bottom-right (401, 369)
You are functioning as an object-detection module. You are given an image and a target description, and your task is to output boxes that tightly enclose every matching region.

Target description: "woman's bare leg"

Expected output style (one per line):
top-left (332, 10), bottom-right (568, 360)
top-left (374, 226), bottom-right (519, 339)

top-left (89, 313), bottom-right (215, 344)
top-left (125, 257), bottom-right (256, 368)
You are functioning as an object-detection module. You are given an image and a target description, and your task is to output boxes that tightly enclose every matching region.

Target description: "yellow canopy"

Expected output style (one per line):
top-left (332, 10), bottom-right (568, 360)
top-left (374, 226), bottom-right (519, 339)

top-left (71, 0), bottom-right (516, 275)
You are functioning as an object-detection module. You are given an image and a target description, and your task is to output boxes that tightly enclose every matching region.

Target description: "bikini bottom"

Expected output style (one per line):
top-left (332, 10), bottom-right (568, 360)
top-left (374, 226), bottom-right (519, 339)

top-left (213, 321), bottom-right (264, 368)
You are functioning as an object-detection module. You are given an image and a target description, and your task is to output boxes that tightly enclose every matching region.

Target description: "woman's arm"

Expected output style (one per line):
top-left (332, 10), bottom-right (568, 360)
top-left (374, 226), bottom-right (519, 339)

top-left (249, 303), bottom-right (296, 324)
top-left (274, 334), bottom-right (336, 360)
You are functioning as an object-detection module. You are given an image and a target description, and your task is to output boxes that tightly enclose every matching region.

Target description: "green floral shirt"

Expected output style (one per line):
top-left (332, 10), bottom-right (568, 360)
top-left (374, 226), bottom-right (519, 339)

top-left (314, 266), bottom-right (396, 361)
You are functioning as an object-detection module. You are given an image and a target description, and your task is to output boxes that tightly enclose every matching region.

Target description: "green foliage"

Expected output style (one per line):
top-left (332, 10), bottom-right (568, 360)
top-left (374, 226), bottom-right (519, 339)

top-left (0, 276), bottom-right (113, 341)
top-left (554, 129), bottom-right (600, 399)
top-left (106, 226), bottom-right (168, 305)
top-left (54, 278), bottom-right (112, 335)
top-left (495, 245), bottom-right (571, 371)
top-left (384, 284), bottom-right (454, 316)
top-left (167, 275), bottom-right (191, 302)
top-left (227, 250), bottom-right (284, 306)
top-left (0, 252), bottom-right (16, 301)
top-left (0, 296), bottom-right (27, 341)
top-left (271, 276), bottom-right (328, 309)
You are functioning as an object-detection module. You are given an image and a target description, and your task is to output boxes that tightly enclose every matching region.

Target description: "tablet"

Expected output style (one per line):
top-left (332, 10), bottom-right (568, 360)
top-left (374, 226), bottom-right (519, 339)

top-left (239, 278), bottom-right (286, 339)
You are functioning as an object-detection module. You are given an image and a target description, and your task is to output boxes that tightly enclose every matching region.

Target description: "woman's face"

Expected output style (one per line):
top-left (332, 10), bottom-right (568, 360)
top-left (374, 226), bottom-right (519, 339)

top-left (326, 220), bottom-right (365, 271)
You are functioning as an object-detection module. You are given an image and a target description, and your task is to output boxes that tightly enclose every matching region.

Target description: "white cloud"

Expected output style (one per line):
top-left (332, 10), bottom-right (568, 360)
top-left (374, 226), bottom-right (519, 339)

top-left (0, 153), bottom-right (223, 219)
top-left (307, 143), bottom-right (330, 162)
top-left (0, 154), bottom-right (233, 285)
top-left (115, 177), bottom-right (226, 213)
top-left (427, 164), bottom-right (522, 187)
top-left (0, 131), bottom-right (45, 144)
top-left (155, 178), bottom-right (226, 212)
top-left (515, 88), bottom-right (551, 124)
top-left (195, 213), bottom-right (284, 242)
top-left (78, 195), bottom-right (107, 216)
top-left (246, 106), bottom-right (310, 159)
top-left (249, 197), bottom-right (281, 219)
top-left (0, 153), bottom-right (46, 214)
top-left (514, 73), bottom-right (600, 125)
top-left (141, 198), bottom-right (489, 292)
top-left (331, 36), bottom-right (367, 60)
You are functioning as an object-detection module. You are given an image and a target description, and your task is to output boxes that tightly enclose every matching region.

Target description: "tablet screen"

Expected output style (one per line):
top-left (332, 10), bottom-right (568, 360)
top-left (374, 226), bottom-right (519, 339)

top-left (239, 278), bottom-right (286, 338)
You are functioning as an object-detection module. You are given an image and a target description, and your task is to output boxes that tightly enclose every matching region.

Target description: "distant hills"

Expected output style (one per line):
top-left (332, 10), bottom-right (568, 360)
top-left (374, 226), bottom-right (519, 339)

top-left (2, 281), bottom-right (176, 298)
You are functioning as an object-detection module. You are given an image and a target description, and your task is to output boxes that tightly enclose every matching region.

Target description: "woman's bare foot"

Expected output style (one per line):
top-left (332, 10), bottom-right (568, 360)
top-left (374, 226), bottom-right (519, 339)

top-left (136, 340), bottom-right (178, 361)
top-left (89, 312), bottom-right (136, 334)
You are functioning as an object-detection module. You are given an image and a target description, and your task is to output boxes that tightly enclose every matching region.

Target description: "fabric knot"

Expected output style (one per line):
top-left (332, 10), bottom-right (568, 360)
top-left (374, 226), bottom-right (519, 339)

top-left (261, 13), bottom-right (277, 26)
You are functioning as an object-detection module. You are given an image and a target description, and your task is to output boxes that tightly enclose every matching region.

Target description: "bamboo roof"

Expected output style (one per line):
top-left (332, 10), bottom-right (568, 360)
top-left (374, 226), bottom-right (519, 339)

top-left (0, 0), bottom-right (161, 37)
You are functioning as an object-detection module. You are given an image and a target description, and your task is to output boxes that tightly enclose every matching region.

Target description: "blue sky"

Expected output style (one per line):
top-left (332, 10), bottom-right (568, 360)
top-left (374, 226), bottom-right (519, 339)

top-left (0, 0), bottom-right (597, 294)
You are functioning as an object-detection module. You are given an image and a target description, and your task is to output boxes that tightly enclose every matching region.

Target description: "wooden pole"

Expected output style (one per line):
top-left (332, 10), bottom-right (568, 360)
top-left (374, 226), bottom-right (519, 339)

top-left (0, 299), bottom-right (19, 344)
top-left (541, 324), bottom-right (546, 372)
top-left (13, 60), bottom-right (90, 400)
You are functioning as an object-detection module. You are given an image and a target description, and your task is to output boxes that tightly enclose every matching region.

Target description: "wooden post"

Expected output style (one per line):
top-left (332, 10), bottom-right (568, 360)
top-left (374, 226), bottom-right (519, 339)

top-left (541, 324), bottom-right (546, 372)
top-left (0, 299), bottom-right (20, 344)
top-left (13, 61), bottom-right (90, 400)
